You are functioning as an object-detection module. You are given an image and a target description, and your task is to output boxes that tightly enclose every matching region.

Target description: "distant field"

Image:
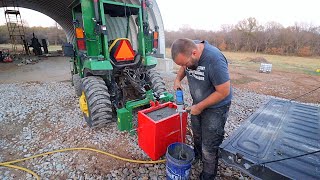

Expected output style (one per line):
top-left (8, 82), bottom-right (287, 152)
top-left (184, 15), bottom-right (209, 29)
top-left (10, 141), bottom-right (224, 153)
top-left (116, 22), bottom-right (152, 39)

top-left (223, 51), bottom-right (320, 76)
top-left (166, 48), bottom-right (320, 76)
top-left (0, 44), bottom-right (62, 53)
top-left (48, 45), bottom-right (63, 52)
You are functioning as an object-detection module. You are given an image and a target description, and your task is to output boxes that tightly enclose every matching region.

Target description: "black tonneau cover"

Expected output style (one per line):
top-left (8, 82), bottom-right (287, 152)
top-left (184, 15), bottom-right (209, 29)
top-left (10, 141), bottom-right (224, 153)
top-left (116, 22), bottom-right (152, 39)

top-left (220, 99), bottom-right (320, 179)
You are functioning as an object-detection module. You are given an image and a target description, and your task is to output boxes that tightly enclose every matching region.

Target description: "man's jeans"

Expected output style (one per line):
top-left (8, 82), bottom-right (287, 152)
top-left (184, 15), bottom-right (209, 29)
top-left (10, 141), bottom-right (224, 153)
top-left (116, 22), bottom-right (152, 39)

top-left (191, 103), bottom-right (231, 179)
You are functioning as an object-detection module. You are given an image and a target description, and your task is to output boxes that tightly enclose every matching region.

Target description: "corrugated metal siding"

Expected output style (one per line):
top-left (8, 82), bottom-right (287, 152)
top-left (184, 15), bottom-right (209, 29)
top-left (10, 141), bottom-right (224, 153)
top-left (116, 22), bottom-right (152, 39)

top-left (1, 0), bottom-right (165, 55)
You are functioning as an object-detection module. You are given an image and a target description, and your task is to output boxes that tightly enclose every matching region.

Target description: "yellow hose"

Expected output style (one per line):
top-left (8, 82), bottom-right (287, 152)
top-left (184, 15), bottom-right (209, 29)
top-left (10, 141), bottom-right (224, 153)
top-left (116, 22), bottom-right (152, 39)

top-left (1, 126), bottom-right (193, 179)
top-left (0, 147), bottom-right (166, 179)
top-left (2, 164), bottom-right (40, 180)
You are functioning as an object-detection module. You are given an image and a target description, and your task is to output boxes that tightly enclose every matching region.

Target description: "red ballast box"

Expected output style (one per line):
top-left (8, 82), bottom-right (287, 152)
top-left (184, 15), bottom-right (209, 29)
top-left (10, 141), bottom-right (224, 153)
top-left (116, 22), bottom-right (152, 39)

top-left (137, 102), bottom-right (187, 160)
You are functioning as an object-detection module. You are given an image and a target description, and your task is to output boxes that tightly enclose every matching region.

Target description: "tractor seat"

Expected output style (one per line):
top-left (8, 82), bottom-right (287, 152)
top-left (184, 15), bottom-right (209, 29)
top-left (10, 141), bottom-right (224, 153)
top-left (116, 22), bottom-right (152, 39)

top-left (109, 38), bottom-right (136, 62)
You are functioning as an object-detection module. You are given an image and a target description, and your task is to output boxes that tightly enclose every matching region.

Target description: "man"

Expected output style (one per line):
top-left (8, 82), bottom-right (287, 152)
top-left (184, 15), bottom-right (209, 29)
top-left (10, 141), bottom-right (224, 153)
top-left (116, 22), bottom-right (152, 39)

top-left (171, 38), bottom-right (232, 179)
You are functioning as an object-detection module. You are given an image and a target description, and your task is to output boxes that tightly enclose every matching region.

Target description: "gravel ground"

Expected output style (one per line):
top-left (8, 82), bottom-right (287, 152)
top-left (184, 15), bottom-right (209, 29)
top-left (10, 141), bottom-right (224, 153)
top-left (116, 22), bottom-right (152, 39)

top-left (1, 71), bottom-right (312, 179)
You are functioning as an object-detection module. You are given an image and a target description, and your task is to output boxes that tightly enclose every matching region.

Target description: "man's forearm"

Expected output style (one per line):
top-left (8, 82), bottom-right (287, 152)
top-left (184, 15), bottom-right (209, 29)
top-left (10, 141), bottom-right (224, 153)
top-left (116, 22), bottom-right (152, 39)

top-left (175, 66), bottom-right (186, 82)
top-left (196, 91), bottom-right (228, 111)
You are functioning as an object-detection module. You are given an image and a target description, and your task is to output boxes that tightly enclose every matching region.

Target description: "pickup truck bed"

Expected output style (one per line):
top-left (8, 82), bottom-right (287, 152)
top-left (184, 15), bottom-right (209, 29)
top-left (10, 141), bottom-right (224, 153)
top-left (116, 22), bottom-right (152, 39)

top-left (220, 99), bottom-right (320, 179)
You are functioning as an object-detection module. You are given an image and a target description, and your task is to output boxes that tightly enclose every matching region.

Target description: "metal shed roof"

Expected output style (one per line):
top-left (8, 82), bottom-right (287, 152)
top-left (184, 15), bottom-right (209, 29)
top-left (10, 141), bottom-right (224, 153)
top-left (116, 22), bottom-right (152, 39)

top-left (1, 0), bottom-right (165, 55)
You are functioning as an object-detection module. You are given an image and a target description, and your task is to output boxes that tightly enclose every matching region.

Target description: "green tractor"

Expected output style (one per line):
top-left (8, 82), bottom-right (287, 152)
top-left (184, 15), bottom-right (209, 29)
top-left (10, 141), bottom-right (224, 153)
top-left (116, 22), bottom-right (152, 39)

top-left (65, 0), bottom-right (173, 129)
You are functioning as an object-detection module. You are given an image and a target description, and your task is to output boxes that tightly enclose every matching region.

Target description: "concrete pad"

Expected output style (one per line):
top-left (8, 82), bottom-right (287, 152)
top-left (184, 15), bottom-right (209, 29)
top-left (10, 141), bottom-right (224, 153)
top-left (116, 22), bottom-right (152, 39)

top-left (0, 57), bottom-right (71, 84)
top-left (155, 58), bottom-right (181, 73)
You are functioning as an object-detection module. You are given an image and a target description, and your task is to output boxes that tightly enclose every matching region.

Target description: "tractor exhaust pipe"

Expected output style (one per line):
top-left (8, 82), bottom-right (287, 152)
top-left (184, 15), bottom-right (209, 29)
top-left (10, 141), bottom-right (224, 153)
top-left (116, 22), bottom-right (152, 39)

top-left (141, 0), bottom-right (149, 35)
top-left (142, 0), bottom-right (147, 23)
top-left (93, 0), bottom-right (100, 23)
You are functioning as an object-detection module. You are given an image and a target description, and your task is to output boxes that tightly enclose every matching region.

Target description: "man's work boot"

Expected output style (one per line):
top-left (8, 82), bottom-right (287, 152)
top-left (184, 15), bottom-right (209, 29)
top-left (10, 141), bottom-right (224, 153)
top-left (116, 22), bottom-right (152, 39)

top-left (200, 171), bottom-right (216, 180)
top-left (192, 154), bottom-right (202, 166)
top-left (201, 148), bottom-right (219, 179)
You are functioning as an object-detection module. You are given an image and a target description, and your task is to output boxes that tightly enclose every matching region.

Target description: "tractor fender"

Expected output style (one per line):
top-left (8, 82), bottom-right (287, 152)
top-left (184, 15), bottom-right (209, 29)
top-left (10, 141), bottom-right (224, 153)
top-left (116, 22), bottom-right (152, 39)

top-left (83, 59), bottom-right (113, 76)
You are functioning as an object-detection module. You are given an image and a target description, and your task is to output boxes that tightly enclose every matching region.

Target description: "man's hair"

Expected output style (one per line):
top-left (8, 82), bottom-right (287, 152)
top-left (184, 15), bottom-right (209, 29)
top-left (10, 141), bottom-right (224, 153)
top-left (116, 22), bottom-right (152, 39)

top-left (171, 38), bottom-right (197, 61)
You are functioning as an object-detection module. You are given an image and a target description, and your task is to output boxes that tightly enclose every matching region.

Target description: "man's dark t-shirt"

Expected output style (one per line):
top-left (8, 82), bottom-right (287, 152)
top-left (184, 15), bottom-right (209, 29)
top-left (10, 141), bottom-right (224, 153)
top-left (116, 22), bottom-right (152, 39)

top-left (185, 40), bottom-right (232, 108)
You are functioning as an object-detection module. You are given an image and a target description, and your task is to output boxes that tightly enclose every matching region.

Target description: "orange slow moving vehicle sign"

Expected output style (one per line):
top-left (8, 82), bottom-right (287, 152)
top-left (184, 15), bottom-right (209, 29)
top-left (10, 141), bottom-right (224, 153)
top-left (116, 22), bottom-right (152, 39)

top-left (114, 40), bottom-right (135, 61)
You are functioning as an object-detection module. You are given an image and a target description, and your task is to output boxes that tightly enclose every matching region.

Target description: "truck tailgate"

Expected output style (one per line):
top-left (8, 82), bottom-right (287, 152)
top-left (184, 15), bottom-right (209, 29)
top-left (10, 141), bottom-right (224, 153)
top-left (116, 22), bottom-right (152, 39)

top-left (220, 99), bottom-right (320, 179)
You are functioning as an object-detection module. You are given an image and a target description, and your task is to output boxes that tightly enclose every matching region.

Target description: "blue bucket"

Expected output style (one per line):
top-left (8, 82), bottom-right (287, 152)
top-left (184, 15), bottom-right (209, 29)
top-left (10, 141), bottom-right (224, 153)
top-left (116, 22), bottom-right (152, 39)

top-left (166, 142), bottom-right (195, 180)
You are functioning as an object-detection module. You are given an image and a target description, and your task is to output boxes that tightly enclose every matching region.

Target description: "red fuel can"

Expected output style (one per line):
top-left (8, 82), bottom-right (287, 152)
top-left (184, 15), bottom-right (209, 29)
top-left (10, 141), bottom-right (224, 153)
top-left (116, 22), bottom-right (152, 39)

top-left (137, 102), bottom-right (188, 160)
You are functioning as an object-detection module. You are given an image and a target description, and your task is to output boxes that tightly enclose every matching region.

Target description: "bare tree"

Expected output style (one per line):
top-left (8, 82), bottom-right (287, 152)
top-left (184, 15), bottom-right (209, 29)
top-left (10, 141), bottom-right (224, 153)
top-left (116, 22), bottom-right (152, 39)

top-left (235, 17), bottom-right (260, 51)
top-left (264, 21), bottom-right (283, 52)
top-left (164, 18), bottom-right (320, 56)
top-left (21, 19), bottom-right (29, 27)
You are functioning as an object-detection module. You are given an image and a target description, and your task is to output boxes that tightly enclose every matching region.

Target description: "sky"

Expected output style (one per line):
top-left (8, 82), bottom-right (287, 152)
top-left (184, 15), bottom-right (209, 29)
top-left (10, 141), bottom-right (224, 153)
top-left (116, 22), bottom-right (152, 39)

top-left (157, 0), bottom-right (319, 31)
top-left (0, 0), bottom-right (319, 31)
top-left (0, 8), bottom-right (56, 27)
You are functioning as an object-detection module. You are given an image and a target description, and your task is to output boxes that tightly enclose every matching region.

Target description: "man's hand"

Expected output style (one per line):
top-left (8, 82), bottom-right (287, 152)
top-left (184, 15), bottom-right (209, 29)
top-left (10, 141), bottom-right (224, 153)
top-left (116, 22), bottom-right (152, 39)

top-left (173, 79), bottom-right (183, 90)
top-left (187, 104), bottom-right (202, 115)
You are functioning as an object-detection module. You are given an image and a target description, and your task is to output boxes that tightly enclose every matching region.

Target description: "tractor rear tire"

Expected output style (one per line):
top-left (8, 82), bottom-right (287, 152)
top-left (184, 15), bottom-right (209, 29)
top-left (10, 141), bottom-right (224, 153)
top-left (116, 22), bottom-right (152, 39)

top-left (80, 76), bottom-right (113, 128)
top-left (73, 74), bottom-right (82, 97)
top-left (146, 68), bottom-right (167, 95)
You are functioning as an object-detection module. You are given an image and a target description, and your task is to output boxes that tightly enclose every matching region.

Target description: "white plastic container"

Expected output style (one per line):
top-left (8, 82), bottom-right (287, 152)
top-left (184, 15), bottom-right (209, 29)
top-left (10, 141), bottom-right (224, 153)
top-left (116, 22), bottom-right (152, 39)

top-left (259, 63), bottom-right (272, 73)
